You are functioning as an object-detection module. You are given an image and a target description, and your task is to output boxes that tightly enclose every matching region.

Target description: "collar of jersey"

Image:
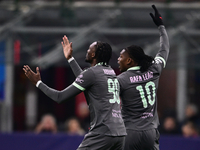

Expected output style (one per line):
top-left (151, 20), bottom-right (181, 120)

top-left (127, 66), bottom-right (140, 71)
top-left (95, 62), bottom-right (107, 66)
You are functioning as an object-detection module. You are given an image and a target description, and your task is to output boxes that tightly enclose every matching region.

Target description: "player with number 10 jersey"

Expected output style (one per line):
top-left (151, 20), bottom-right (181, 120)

top-left (118, 52), bottom-right (164, 131)
top-left (117, 5), bottom-right (169, 150)
top-left (118, 5), bottom-right (169, 133)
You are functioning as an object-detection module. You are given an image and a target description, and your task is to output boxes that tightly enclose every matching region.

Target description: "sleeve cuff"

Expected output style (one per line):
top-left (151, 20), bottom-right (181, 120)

top-left (36, 80), bottom-right (42, 87)
top-left (68, 57), bottom-right (74, 63)
top-left (158, 25), bottom-right (165, 29)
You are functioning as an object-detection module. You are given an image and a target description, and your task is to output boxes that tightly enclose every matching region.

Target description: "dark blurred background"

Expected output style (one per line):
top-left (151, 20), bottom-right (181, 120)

top-left (0, 0), bottom-right (200, 142)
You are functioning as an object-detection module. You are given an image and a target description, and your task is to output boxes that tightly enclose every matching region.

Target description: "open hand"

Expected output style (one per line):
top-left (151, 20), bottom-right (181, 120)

top-left (61, 35), bottom-right (73, 60)
top-left (23, 65), bottom-right (41, 85)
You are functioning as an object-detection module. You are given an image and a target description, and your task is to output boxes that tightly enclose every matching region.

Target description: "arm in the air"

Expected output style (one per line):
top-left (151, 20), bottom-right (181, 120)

top-left (149, 5), bottom-right (170, 68)
top-left (68, 57), bottom-right (83, 77)
top-left (155, 25), bottom-right (169, 68)
top-left (38, 81), bottom-right (82, 104)
top-left (61, 36), bottom-right (83, 77)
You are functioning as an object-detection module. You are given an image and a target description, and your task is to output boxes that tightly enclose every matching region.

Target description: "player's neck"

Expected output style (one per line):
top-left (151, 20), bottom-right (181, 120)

top-left (90, 59), bottom-right (97, 67)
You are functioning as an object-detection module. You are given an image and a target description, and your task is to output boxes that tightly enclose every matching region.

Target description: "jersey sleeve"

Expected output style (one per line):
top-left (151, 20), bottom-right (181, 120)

top-left (38, 82), bottom-right (82, 103)
top-left (72, 68), bottom-right (95, 91)
top-left (69, 58), bottom-right (83, 77)
top-left (155, 25), bottom-right (170, 69)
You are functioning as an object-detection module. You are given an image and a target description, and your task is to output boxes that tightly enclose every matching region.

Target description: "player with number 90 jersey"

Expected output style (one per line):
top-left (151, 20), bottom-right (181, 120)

top-left (73, 63), bottom-right (126, 136)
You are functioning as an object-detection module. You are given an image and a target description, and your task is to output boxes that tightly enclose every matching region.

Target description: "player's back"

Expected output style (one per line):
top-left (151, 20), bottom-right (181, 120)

top-left (80, 64), bottom-right (126, 136)
top-left (118, 63), bottom-right (161, 130)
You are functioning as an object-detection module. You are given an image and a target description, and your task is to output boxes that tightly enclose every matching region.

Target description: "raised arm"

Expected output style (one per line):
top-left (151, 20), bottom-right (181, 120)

top-left (150, 5), bottom-right (169, 68)
top-left (67, 58), bottom-right (83, 77)
top-left (156, 25), bottom-right (169, 66)
top-left (23, 65), bottom-right (82, 103)
top-left (61, 35), bottom-right (83, 77)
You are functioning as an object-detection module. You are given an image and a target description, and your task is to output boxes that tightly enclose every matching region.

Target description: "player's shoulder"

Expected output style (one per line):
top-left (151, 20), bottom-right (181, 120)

top-left (80, 67), bottom-right (94, 76)
top-left (117, 71), bottom-right (129, 82)
top-left (93, 65), bottom-right (115, 74)
top-left (147, 60), bottom-right (163, 74)
top-left (89, 65), bottom-right (102, 73)
top-left (84, 65), bottom-right (106, 78)
top-left (117, 71), bottom-right (126, 78)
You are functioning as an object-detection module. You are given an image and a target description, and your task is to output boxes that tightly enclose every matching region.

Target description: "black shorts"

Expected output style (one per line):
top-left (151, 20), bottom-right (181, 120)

top-left (77, 132), bottom-right (125, 150)
top-left (123, 128), bottom-right (160, 150)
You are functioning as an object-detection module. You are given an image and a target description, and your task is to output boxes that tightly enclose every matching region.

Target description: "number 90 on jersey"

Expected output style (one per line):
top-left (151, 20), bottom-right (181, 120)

top-left (107, 79), bottom-right (120, 104)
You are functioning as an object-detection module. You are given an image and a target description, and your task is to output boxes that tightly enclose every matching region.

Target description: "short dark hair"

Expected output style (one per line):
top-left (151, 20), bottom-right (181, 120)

top-left (94, 41), bottom-right (112, 66)
top-left (125, 45), bottom-right (154, 72)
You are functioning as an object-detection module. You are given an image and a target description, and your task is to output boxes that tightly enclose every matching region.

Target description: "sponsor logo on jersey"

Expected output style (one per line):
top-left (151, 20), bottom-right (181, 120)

top-left (141, 109), bottom-right (154, 119)
top-left (76, 74), bottom-right (84, 83)
top-left (112, 109), bottom-right (122, 119)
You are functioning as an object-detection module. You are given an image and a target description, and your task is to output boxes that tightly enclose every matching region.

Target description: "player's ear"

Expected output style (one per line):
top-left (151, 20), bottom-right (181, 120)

top-left (91, 52), bottom-right (95, 58)
top-left (127, 57), bottom-right (133, 65)
top-left (91, 47), bottom-right (96, 58)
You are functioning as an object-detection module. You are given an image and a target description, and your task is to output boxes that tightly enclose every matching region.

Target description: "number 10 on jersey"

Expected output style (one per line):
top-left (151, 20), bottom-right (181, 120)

top-left (136, 81), bottom-right (156, 108)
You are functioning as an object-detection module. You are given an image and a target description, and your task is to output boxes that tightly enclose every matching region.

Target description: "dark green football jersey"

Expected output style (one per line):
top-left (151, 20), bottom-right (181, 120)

top-left (118, 26), bottom-right (169, 130)
top-left (73, 63), bottom-right (126, 136)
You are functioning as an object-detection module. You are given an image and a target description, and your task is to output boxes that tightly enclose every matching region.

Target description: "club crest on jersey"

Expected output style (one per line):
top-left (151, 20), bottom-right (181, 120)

top-left (76, 74), bottom-right (84, 83)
